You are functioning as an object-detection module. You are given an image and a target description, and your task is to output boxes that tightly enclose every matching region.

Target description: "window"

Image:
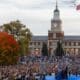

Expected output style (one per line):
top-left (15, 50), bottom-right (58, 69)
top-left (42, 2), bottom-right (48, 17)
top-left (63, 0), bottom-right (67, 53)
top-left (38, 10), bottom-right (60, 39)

top-left (65, 42), bottom-right (67, 46)
top-left (53, 33), bottom-right (56, 38)
top-left (30, 42), bottom-right (32, 45)
top-left (38, 42), bottom-right (40, 45)
top-left (74, 42), bottom-right (76, 46)
top-left (76, 42), bottom-right (78, 46)
top-left (53, 41), bottom-right (57, 46)
top-left (69, 42), bottom-right (71, 46)
top-left (71, 42), bottom-right (74, 46)
top-left (49, 42), bottom-right (52, 46)
top-left (34, 42), bottom-right (36, 45)
top-left (78, 42), bottom-right (80, 46)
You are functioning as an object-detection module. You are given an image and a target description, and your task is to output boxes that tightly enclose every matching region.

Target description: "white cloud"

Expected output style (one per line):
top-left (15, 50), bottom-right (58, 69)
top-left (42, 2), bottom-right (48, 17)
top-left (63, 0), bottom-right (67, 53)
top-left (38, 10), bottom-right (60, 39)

top-left (0, 0), bottom-right (80, 35)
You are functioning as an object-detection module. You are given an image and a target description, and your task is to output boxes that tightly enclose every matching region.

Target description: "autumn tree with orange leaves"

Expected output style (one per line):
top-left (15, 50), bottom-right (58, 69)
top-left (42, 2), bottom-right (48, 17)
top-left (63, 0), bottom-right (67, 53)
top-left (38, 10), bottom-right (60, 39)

top-left (0, 32), bottom-right (19, 65)
top-left (2, 20), bottom-right (32, 56)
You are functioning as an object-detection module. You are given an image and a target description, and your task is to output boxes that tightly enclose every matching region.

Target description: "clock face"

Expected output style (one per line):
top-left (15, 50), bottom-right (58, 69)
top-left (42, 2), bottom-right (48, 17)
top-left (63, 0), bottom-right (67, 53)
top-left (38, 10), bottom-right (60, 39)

top-left (54, 23), bottom-right (57, 27)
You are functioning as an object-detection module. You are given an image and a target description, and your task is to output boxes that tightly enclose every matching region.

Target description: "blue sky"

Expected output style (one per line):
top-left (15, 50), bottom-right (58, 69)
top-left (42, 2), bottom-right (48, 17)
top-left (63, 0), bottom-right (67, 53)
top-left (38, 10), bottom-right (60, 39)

top-left (0, 0), bottom-right (80, 35)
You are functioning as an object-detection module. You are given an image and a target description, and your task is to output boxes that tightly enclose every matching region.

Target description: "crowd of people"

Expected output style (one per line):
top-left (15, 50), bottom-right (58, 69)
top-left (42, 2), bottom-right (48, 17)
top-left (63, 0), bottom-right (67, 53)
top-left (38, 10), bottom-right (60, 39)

top-left (0, 56), bottom-right (80, 80)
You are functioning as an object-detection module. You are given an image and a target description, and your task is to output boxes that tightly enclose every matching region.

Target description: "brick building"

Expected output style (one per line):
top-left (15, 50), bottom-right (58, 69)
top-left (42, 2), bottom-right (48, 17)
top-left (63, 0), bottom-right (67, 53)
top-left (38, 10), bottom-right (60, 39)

top-left (29, 1), bottom-right (80, 56)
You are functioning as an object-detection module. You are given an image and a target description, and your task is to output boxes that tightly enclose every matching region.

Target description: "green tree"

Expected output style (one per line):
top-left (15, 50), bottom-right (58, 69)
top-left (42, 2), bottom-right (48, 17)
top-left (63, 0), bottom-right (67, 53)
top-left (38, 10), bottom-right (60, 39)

top-left (55, 40), bottom-right (64, 57)
top-left (42, 42), bottom-right (48, 56)
top-left (2, 20), bottom-right (32, 56)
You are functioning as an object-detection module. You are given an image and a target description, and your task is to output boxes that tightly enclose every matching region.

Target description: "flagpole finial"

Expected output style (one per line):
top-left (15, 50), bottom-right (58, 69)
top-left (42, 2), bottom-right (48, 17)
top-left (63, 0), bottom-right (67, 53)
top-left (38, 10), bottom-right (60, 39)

top-left (56, 0), bottom-right (58, 10)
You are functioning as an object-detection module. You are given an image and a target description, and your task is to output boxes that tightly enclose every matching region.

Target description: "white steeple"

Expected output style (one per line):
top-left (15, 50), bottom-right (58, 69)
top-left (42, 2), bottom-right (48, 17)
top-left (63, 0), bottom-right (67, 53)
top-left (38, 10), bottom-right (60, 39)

top-left (51, 0), bottom-right (62, 32)
top-left (56, 0), bottom-right (58, 10)
top-left (53, 0), bottom-right (60, 20)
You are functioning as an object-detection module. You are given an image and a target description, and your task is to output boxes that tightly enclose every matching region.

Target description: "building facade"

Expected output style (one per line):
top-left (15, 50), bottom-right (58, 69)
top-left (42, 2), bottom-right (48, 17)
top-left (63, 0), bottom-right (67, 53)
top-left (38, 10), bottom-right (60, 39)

top-left (29, 2), bottom-right (80, 56)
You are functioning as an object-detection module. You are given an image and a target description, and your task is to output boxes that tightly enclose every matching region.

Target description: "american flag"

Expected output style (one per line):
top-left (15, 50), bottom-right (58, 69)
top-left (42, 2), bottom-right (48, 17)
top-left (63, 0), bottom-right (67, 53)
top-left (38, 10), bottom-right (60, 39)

top-left (76, 4), bottom-right (80, 10)
top-left (76, 0), bottom-right (80, 10)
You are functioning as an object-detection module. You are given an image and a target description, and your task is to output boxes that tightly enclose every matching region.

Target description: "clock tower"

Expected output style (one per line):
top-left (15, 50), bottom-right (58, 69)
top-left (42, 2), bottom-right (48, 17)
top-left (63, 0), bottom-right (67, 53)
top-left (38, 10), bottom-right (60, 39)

top-left (51, 0), bottom-right (61, 32)
top-left (48, 0), bottom-right (64, 55)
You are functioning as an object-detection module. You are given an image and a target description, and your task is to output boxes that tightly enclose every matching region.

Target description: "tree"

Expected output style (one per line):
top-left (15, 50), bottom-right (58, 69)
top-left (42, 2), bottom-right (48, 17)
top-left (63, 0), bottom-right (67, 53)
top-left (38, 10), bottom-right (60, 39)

top-left (55, 40), bottom-right (64, 57)
top-left (2, 20), bottom-right (32, 55)
top-left (42, 42), bottom-right (48, 56)
top-left (0, 32), bottom-right (19, 65)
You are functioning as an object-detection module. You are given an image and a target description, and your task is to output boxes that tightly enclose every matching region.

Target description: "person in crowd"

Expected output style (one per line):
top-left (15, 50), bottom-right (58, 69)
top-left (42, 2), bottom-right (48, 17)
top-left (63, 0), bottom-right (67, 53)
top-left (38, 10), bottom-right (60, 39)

top-left (61, 66), bottom-right (68, 80)
top-left (0, 55), bottom-right (80, 80)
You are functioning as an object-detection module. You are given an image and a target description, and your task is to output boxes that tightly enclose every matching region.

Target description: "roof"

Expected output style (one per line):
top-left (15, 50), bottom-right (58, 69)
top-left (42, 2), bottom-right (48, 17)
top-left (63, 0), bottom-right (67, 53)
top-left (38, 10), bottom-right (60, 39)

top-left (31, 36), bottom-right (48, 41)
top-left (64, 36), bottom-right (80, 41)
top-left (31, 35), bottom-right (80, 41)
